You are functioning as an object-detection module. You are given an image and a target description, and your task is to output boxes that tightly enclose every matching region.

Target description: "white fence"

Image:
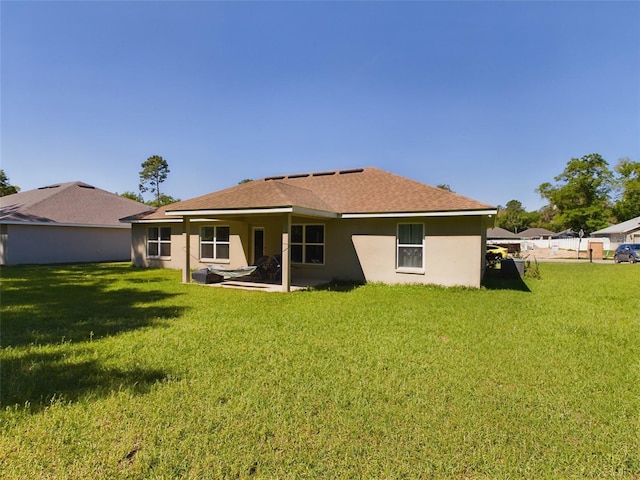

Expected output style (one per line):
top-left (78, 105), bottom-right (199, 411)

top-left (523, 237), bottom-right (611, 252)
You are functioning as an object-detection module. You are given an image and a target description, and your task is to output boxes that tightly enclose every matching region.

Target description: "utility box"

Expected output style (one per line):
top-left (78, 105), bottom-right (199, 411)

top-left (588, 241), bottom-right (603, 260)
top-left (501, 258), bottom-right (524, 279)
top-left (191, 268), bottom-right (223, 284)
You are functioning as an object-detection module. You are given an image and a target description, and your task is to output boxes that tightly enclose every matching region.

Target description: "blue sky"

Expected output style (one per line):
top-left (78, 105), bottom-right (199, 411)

top-left (2, 1), bottom-right (639, 211)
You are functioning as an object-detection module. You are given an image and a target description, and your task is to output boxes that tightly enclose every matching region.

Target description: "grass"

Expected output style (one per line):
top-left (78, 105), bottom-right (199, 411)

top-left (1, 262), bottom-right (638, 479)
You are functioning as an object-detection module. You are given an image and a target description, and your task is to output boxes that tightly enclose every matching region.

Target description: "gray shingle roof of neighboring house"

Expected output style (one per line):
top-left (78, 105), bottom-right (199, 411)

top-left (0, 181), bottom-right (153, 227)
top-left (518, 227), bottom-right (556, 239)
top-left (134, 168), bottom-right (494, 220)
top-left (591, 216), bottom-right (640, 235)
top-left (487, 227), bottom-right (520, 239)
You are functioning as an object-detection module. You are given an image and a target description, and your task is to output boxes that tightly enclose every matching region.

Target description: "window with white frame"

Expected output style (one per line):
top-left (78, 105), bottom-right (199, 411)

top-left (291, 224), bottom-right (324, 264)
top-left (200, 226), bottom-right (230, 260)
top-left (397, 223), bottom-right (424, 269)
top-left (147, 226), bottom-right (171, 258)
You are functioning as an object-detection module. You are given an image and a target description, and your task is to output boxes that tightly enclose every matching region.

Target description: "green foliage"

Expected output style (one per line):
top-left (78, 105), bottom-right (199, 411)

top-left (496, 200), bottom-right (548, 234)
top-left (612, 157), bottom-right (640, 221)
top-left (139, 155), bottom-right (170, 207)
top-left (119, 191), bottom-right (144, 203)
top-left (146, 193), bottom-right (180, 207)
top-left (523, 256), bottom-right (542, 279)
top-left (496, 199), bottom-right (527, 233)
top-left (0, 169), bottom-right (20, 196)
top-left (531, 204), bottom-right (558, 232)
top-left (1, 263), bottom-right (639, 478)
top-left (495, 153), bottom-right (638, 233)
top-left (536, 153), bottom-right (614, 233)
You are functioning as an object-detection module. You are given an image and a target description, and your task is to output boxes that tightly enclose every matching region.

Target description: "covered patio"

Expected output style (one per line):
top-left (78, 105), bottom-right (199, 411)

top-left (174, 206), bottom-right (337, 293)
top-left (195, 274), bottom-right (332, 293)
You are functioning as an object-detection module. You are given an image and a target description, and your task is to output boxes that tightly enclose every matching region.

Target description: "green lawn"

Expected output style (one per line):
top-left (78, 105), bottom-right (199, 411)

top-left (1, 262), bottom-right (638, 479)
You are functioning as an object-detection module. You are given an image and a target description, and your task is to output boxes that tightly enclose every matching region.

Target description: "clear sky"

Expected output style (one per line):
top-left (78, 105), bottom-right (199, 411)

top-left (2, 1), bottom-right (639, 211)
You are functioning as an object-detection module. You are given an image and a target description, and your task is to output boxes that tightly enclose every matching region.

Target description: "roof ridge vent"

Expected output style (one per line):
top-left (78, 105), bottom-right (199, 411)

top-left (312, 171), bottom-right (336, 177)
top-left (38, 184), bottom-right (61, 190)
top-left (286, 173), bottom-right (310, 179)
top-left (264, 176), bottom-right (286, 181)
top-left (338, 168), bottom-right (364, 175)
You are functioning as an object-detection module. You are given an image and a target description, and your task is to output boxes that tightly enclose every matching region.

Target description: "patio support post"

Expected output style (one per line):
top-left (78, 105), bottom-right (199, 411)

top-left (281, 214), bottom-right (291, 292)
top-left (182, 216), bottom-right (191, 283)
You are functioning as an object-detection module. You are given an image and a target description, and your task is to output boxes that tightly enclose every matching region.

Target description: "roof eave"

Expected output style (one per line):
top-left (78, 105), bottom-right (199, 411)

top-left (621, 223), bottom-right (640, 233)
top-left (120, 217), bottom-right (184, 224)
top-left (341, 209), bottom-right (497, 219)
top-left (165, 206), bottom-right (339, 219)
top-left (1, 220), bottom-right (131, 229)
top-left (130, 207), bottom-right (496, 222)
top-left (592, 222), bottom-right (640, 235)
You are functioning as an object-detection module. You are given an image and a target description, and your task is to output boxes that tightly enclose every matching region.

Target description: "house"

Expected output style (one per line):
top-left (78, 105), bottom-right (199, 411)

top-left (122, 167), bottom-right (497, 291)
top-left (553, 229), bottom-right (576, 239)
top-left (0, 181), bottom-right (152, 265)
top-left (591, 215), bottom-right (640, 247)
top-left (487, 227), bottom-right (520, 240)
top-left (487, 227), bottom-right (521, 254)
top-left (518, 227), bottom-right (556, 240)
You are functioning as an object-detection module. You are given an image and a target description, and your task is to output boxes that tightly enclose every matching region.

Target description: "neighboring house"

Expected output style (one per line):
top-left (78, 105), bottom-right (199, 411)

top-left (0, 181), bottom-right (152, 265)
top-left (122, 167), bottom-right (496, 291)
top-left (487, 227), bottom-right (521, 253)
top-left (487, 227), bottom-right (520, 241)
top-left (553, 229), bottom-right (576, 239)
top-left (518, 227), bottom-right (556, 240)
top-left (591, 215), bottom-right (640, 247)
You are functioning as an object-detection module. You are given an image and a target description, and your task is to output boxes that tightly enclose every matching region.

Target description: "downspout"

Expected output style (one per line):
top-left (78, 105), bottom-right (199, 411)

top-left (182, 216), bottom-right (191, 283)
top-left (281, 214), bottom-right (291, 292)
top-left (480, 215), bottom-right (488, 287)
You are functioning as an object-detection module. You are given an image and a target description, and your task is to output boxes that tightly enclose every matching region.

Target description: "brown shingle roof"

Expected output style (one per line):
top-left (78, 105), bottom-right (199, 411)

top-left (164, 167), bottom-right (493, 216)
top-left (166, 178), bottom-right (335, 213)
top-left (0, 181), bottom-right (153, 226)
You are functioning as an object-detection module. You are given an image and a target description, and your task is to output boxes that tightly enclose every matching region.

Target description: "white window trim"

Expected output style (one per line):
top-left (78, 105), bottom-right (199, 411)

top-left (291, 223), bottom-right (325, 265)
top-left (200, 225), bottom-right (230, 263)
top-left (147, 226), bottom-right (172, 259)
top-left (396, 222), bottom-right (425, 274)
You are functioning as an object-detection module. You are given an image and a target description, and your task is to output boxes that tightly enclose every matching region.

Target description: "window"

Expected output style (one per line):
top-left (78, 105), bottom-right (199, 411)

top-left (148, 227), bottom-right (171, 257)
top-left (291, 224), bottom-right (324, 264)
top-left (397, 223), bottom-right (424, 269)
top-left (200, 226), bottom-right (230, 260)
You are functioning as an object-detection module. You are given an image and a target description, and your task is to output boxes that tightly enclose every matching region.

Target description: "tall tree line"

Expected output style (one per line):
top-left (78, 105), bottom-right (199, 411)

top-left (496, 153), bottom-right (640, 234)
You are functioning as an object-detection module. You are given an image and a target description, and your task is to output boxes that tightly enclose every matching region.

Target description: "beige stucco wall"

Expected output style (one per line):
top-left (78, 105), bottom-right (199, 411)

top-left (327, 216), bottom-right (486, 287)
top-left (130, 220), bottom-right (250, 270)
top-left (131, 214), bottom-right (489, 288)
top-left (131, 223), bottom-right (184, 269)
top-left (0, 223), bottom-right (133, 265)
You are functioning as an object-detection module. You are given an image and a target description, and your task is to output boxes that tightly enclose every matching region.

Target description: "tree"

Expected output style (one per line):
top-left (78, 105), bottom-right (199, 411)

top-left (612, 157), bottom-right (640, 222)
top-left (536, 153), bottom-right (614, 234)
top-left (120, 191), bottom-right (144, 203)
top-left (148, 193), bottom-right (180, 207)
top-left (496, 199), bottom-right (528, 233)
top-left (139, 155), bottom-right (170, 208)
top-left (531, 204), bottom-right (557, 231)
top-left (0, 170), bottom-right (20, 196)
